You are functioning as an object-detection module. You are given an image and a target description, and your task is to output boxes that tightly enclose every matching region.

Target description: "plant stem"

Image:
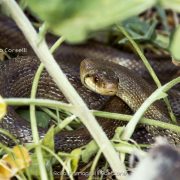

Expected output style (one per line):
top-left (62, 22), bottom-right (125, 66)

top-left (50, 36), bottom-right (65, 53)
top-left (88, 150), bottom-right (102, 180)
top-left (121, 77), bottom-right (180, 139)
top-left (30, 63), bottom-right (48, 180)
top-left (4, 98), bottom-right (179, 133)
top-left (54, 115), bottom-right (76, 134)
top-left (93, 111), bottom-right (180, 133)
top-left (4, 98), bottom-right (73, 111)
top-left (117, 25), bottom-right (177, 123)
top-left (41, 145), bottom-right (74, 180)
top-left (114, 143), bottom-right (146, 156)
top-left (2, 1), bottom-right (127, 179)
top-left (28, 35), bottom-right (65, 179)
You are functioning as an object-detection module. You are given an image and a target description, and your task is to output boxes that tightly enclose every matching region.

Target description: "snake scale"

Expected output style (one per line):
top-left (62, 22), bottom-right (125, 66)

top-left (0, 16), bottom-right (179, 152)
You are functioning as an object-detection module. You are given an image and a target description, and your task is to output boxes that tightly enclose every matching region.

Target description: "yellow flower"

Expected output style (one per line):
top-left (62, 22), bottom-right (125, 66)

top-left (0, 96), bottom-right (6, 120)
top-left (0, 146), bottom-right (31, 180)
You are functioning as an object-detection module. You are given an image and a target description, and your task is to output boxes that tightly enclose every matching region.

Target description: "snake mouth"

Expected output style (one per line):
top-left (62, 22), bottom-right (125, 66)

top-left (83, 74), bottom-right (118, 96)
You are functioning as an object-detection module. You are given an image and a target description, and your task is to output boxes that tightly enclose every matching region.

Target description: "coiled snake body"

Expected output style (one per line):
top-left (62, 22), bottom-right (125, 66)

top-left (0, 16), bottom-right (179, 151)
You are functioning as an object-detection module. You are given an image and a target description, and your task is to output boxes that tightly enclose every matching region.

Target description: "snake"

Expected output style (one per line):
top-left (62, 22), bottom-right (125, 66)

top-left (0, 16), bottom-right (179, 152)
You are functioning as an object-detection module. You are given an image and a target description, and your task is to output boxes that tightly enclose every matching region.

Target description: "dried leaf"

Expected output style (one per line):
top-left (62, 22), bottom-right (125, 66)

top-left (0, 146), bottom-right (31, 179)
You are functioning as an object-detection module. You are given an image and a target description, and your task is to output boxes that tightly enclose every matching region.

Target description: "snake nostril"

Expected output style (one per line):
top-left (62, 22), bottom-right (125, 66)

top-left (94, 76), bottom-right (99, 83)
top-left (85, 74), bottom-right (90, 78)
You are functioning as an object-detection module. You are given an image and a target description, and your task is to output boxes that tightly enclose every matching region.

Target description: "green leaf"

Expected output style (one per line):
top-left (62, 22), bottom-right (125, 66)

top-left (27, 153), bottom-right (41, 178)
top-left (113, 126), bottom-right (125, 141)
top-left (123, 17), bottom-right (153, 36)
top-left (81, 141), bottom-right (98, 163)
top-left (27, 151), bottom-right (53, 178)
top-left (70, 148), bottom-right (81, 173)
top-left (17, 109), bottom-right (50, 128)
top-left (117, 17), bottom-right (157, 44)
top-left (27, 0), bottom-right (156, 42)
top-left (160, 0), bottom-right (180, 12)
top-left (42, 126), bottom-right (55, 152)
top-left (156, 5), bottom-right (169, 32)
top-left (170, 25), bottom-right (180, 61)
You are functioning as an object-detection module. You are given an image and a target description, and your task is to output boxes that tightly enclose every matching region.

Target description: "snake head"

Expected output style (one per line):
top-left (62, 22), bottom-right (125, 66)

top-left (80, 59), bottom-right (118, 96)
